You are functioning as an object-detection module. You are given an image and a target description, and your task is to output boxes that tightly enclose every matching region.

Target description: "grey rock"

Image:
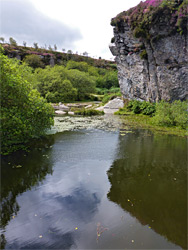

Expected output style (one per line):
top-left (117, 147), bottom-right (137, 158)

top-left (59, 104), bottom-right (69, 111)
top-left (103, 97), bottom-right (124, 114)
top-left (110, 21), bottom-right (188, 102)
top-left (55, 110), bottom-right (66, 115)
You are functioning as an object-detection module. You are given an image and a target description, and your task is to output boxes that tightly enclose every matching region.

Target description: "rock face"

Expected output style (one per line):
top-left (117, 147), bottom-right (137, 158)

top-left (109, 2), bottom-right (188, 102)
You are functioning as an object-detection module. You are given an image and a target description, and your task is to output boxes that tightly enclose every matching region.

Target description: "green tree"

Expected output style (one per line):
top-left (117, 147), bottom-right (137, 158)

top-left (54, 44), bottom-right (57, 51)
top-left (45, 79), bottom-right (77, 103)
top-left (0, 50), bottom-right (54, 154)
top-left (96, 71), bottom-right (118, 89)
top-left (67, 69), bottom-right (95, 100)
top-left (48, 45), bottom-right (53, 51)
top-left (67, 50), bottom-right (72, 54)
top-left (9, 37), bottom-right (17, 46)
top-left (66, 60), bottom-right (89, 72)
top-left (24, 54), bottom-right (44, 69)
top-left (0, 37), bottom-right (5, 43)
top-left (33, 42), bottom-right (39, 49)
top-left (35, 66), bottom-right (77, 102)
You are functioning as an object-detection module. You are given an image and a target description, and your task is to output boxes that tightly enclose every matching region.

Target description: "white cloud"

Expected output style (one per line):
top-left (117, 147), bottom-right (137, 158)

top-left (1, 0), bottom-right (141, 59)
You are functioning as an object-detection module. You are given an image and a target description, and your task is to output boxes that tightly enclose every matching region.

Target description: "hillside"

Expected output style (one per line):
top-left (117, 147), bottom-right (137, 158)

top-left (1, 43), bottom-right (116, 70)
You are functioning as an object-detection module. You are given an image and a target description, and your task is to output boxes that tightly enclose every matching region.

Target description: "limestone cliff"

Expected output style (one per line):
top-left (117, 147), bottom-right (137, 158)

top-left (109, 0), bottom-right (188, 102)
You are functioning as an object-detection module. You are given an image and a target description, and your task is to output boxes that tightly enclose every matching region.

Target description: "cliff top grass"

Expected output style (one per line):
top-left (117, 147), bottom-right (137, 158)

top-left (111, 0), bottom-right (188, 37)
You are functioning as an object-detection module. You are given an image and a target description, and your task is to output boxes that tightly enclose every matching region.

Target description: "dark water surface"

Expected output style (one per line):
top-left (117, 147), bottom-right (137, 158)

top-left (1, 116), bottom-right (187, 249)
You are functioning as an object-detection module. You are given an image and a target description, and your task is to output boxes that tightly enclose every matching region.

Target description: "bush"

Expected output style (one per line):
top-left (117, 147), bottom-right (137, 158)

top-left (140, 101), bottom-right (156, 115)
top-left (0, 51), bottom-right (54, 154)
top-left (127, 100), bottom-right (142, 114)
top-left (152, 100), bottom-right (188, 129)
top-left (24, 54), bottom-right (44, 69)
top-left (127, 100), bottom-right (156, 115)
top-left (74, 109), bottom-right (104, 116)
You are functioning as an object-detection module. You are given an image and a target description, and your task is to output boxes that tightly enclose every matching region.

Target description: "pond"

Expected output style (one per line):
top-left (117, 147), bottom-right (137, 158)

top-left (1, 115), bottom-right (187, 249)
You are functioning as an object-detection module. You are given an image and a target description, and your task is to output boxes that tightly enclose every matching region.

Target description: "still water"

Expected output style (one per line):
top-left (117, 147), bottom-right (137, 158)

top-left (1, 116), bottom-right (187, 249)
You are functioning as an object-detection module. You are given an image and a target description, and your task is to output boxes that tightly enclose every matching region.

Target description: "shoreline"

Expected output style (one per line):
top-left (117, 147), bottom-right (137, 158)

top-left (115, 112), bottom-right (187, 137)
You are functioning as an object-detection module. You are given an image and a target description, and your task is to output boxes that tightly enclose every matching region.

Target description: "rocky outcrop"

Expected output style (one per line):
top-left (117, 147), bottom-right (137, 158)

top-left (110, 0), bottom-right (188, 102)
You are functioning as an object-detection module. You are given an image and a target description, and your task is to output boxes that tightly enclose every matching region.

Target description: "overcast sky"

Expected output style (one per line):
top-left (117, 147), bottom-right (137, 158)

top-left (0, 0), bottom-right (141, 60)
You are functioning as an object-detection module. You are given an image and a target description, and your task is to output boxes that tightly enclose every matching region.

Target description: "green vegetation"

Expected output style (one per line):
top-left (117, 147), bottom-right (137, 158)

top-left (0, 43), bottom-right (119, 154)
top-left (102, 92), bottom-right (122, 104)
top-left (140, 49), bottom-right (148, 60)
top-left (127, 100), bottom-right (156, 115)
top-left (1, 43), bottom-right (119, 103)
top-left (24, 54), bottom-right (44, 69)
top-left (152, 100), bottom-right (187, 129)
top-left (115, 99), bottom-right (187, 135)
top-left (2, 43), bottom-right (116, 70)
top-left (34, 62), bottom-right (118, 102)
top-left (0, 50), bottom-right (54, 155)
top-left (74, 109), bottom-right (104, 116)
top-left (111, 0), bottom-right (188, 38)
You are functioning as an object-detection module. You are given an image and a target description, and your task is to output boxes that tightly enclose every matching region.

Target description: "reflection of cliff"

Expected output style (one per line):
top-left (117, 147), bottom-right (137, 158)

top-left (0, 136), bottom-right (54, 235)
top-left (107, 130), bottom-right (187, 249)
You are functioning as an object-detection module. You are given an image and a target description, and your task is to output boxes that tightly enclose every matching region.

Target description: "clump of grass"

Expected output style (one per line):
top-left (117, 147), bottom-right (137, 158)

top-left (74, 109), bottom-right (104, 116)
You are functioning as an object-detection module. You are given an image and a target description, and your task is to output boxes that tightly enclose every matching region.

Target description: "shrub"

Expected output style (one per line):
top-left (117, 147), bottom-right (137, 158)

top-left (127, 100), bottom-right (155, 115)
top-left (152, 100), bottom-right (187, 129)
top-left (140, 101), bottom-right (156, 115)
top-left (127, 100), bottom-right (142, 114)
top-left (24, 54), bottom-right (44, 69)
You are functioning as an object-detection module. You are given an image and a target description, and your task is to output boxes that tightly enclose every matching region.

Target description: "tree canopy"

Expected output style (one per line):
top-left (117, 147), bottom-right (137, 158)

top-left (0, 51), bottom-right (54, 154)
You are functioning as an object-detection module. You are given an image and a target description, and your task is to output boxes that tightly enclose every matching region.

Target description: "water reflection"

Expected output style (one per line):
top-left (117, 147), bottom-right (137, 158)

top-left (107, 130), bottom-right (187, 249)
top-left (0, 136), bottom-right (54, 248)
top-left (1, 129), bottom-right (119, 249)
